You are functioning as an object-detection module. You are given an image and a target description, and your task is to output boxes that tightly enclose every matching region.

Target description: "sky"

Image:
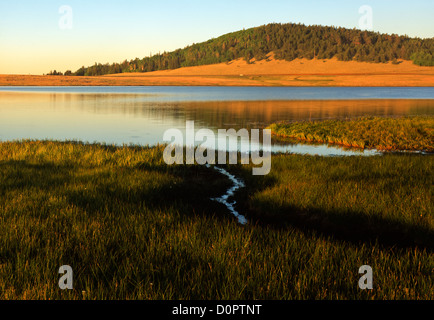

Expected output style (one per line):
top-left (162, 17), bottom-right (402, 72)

top-left (0, 0), bottom-right (433, 75)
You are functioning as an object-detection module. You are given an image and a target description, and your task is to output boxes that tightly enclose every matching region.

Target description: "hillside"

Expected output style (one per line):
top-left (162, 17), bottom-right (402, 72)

top-left (53, 23), bottom-right (434, 77)
top-left (4, 54), bottom-right (434, 86)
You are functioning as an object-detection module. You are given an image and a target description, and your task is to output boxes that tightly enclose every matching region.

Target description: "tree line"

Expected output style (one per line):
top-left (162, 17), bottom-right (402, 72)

top-left (48, 23), bottom-right (434, 76)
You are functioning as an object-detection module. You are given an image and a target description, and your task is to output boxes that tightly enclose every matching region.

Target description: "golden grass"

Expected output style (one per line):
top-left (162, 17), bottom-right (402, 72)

top-left (1, 55), bottom-right (433, 87)
top-left (269, 116), bottom-right (434, 152)
top-left (1, 141), bottom-right (433, 299)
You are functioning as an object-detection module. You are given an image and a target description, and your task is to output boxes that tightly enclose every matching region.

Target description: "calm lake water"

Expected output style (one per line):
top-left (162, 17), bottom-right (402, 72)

top-left (1, 86), bottom-right (433, 156)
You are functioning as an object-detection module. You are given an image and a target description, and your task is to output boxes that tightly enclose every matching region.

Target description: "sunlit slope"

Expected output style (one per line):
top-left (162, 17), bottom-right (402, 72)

top-left (2, 55), bottom-right (434, 86)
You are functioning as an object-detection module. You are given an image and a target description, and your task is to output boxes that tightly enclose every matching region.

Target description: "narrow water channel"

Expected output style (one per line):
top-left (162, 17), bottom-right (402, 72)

top-left (207, 146), bottom-right (384, 225)
top-left (207, 165), bottom-right (248, 225)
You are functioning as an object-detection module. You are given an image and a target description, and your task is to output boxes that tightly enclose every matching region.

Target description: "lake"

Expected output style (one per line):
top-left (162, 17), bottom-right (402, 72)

top-left (1, 86), bottom-right (433, 156)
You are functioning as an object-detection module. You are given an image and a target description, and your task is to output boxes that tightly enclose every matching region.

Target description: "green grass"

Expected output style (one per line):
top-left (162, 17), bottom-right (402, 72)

top-left (235, 153), bottom-right (433, 248)
top-left (268, 116), bottom-right (434, 152)
top-left (0, 140), bottom-right (433, 300)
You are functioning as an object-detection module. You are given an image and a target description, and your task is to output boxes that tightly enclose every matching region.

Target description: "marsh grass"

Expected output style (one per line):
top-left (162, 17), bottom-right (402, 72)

top-left (268, 116), bottom-right (434, 152)
top-left (234, 154), bottom-right (433, 248)
top-left (0, 140), bottom-right (432, 300)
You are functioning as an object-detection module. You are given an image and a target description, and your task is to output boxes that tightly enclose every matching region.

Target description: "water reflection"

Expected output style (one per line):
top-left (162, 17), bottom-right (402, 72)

top-left (0, 91), bottom-right (432, 156)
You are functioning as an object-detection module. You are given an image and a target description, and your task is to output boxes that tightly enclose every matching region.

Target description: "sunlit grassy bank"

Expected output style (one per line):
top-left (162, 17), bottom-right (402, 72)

top-left (268, 116), bottom-right (434, 152)
top-left (0, 141), bottom-right (432, 300)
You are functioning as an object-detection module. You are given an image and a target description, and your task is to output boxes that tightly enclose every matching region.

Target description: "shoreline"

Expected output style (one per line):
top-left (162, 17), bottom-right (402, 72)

top-left (1, 74), bottom-right (433, 87)
top-left (268, 116), bottom-right (434, 153)
top-left (2, 57), bottom-right (434, 87)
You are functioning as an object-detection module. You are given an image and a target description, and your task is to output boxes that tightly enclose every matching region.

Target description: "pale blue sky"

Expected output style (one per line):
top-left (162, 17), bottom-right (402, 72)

top-left (0, 0), bottom-right (433, 74)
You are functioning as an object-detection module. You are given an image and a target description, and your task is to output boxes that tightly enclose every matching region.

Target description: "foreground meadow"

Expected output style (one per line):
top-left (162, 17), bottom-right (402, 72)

top-left (0, 139), bottom-right (432, 300)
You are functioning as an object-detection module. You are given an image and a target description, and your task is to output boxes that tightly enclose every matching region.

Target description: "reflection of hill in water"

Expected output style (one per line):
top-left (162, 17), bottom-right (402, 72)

top-left (68, 97), bottom-right (434, 129)
top-left (1, 91), bottom-right (433, 149)
top-left (2, 91), bottom-right (433, 126)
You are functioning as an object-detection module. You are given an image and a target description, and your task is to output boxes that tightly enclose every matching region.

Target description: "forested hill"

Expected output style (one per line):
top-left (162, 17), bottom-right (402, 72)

top-left (52, 23), bottom-right (434, 76)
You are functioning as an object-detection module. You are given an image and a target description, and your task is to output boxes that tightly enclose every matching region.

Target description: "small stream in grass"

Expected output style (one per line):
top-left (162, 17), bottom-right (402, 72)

top-left (207, 145), bottom-right (384, 225)
top-left (207, 146), bottom-right (432, 225)
top-left (207, 165), bottom-right (248, 225)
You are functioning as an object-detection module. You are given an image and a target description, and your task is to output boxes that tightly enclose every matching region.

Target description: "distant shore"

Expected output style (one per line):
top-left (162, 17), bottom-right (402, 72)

top-left (2, 57), bottom-right (434, 87)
